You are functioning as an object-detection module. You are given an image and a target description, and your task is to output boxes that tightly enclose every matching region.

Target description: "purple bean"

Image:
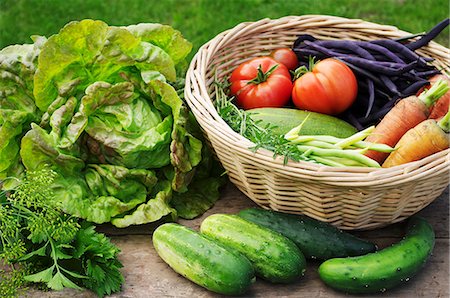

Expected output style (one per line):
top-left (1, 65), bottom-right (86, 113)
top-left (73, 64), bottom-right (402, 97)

top-left (401, 72), bottom-right (431, 82)
top-left (293, 48), bottom-right (326, 60)
top-left (343, 111), bottom-right (364, 130)
top-left (365, 78), bottom-right (375, 118)
top-left (358, 99), bottom-right (399, 124)
top-left (293, 34), bottom-right (317, 49)
top-left (380, 75), bottom-right (400, 96)
top-left (316, 40), bottom-right (375, 60)
top-left (406, 18), bottom-right (450, 50)
top-left (400, 80), bottom-right (429, 97)
top-left (353, 41), bottom-right (405, 63)
top-left (370, 39), bottom-right (429, 66)
top-left (340, 61), bottom-right (386, 89)
top-left (421, 56), bottom-right (435, 62)
top-left (302, 40), bottom-right (344, 57)
top-left (394, 32), bottom-right (425, 42)
top-left (413, 69), bottom-right (442, 78)
top-left (337, 56), bottom-right (417, 75)
top-left (357, 77), bottom-right (392, 100)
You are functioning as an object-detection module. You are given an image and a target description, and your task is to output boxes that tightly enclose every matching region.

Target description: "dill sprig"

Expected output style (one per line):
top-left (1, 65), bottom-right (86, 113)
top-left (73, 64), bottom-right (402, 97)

top-left (0, 168), bottom-right (124, 297)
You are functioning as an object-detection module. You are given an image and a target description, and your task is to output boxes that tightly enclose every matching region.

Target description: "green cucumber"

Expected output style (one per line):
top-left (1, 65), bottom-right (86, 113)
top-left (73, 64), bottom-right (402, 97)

top-left (318, 216), bottom-right (435, 294)
top-left (200, 214), bottom-right (306, 283)
top-left (238, 208), bottom-right (377, 260)
top-left (247, 107), bottom-right (357, 138)
top-left (152, 223), bottom-right (255, 295)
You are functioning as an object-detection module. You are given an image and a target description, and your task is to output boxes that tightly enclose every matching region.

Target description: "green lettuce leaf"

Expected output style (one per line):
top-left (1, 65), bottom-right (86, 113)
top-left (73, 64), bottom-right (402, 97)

top-left (33, 20), bottom-right (109, 111)
top-left (19, 124), bottom-right (151, 224)
top-left (0, 37), bottom-right (45, 184)
top-left (170, 177), bottom-right (224, 219)
top-left (125, 23), bottom-right (192, 66)
top-left (170, 143), bottom-right (226, 219)
top-left (20, 123), bottom-right (85, 175)
top-left (61, 81), bottom-right (173, 168)
top-left (148, 80), bottom-right (203, 191)
top-left (52, 175), bottom-right (142, 224)
top-left (111, 180), bottom-right (176, 228)
top-left (33, 20), bottom-right (181, 112)
top-left (51, 164), bottom-right (157, 224)
top-left (0, 111), bottom-right (28, 177)
top-left (0, 35), bottom-right (46, 112)
top-left (94, 26), bottom-right (177, 82)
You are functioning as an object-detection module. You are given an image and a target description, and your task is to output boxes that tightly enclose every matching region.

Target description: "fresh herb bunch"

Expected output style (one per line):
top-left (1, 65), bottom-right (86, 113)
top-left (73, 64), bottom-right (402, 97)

top-left (214, 81), bottom-right (312, 165)
top-left (0, 168), bottom-right (124, 297)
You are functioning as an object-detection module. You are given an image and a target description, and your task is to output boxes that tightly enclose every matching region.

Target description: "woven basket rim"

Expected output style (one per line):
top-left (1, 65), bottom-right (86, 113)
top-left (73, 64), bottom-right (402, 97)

top-left (185, 15), bottom-right (450, 187)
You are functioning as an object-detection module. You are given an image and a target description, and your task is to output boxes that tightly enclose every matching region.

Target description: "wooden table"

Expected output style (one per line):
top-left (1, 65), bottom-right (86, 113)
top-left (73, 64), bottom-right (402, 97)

top-left (28, 183), bottom-right (449, 298)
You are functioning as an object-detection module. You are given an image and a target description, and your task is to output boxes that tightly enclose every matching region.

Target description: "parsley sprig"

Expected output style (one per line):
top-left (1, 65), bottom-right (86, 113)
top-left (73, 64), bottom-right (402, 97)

top-left (0, 168), bottom-right (124, 297)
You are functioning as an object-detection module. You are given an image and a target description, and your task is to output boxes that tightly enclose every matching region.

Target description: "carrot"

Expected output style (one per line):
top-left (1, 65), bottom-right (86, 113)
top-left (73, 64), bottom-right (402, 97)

top-left (382, 109), bottom-right (450, 167)
top-left (364, 79), bottom-right (449, 163)
top-left (427, 74), bottom-right (450, 119)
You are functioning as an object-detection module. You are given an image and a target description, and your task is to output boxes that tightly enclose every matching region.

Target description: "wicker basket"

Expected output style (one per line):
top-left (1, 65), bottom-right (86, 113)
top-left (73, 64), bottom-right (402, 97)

top-left (184, 15), bottom-right (450, 230)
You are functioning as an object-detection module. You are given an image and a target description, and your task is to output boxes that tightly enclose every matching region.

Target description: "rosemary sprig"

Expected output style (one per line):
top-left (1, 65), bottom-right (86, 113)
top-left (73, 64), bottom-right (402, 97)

top-left (214, 81), bottom-right (313, 165)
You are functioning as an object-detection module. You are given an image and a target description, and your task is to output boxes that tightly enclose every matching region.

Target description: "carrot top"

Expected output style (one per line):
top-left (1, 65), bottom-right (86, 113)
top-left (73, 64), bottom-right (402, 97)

top-left (437, 109), bottom-right (450, 133)
top-left (418, 79), bottom-right (450, 108)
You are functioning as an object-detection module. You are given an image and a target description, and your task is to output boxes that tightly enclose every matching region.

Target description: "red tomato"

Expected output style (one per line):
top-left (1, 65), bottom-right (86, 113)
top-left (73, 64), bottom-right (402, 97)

top-left (292, 58), bottom-right (358, 115)
top-left (229, 57), bottom-right (293, 110)
top-left (269, 48), bottom-right (299, 71)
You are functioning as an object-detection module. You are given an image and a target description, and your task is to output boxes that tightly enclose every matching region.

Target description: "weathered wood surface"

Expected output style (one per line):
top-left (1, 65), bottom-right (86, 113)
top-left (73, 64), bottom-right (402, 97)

top-left (26, 183), bottom-right (449, 298)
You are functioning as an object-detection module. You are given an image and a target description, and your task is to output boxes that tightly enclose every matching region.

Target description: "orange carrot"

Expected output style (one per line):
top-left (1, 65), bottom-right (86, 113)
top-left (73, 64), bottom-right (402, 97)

top-left (364, 79), bottom-right (449, 163)
top-left (427, 75), bottom-right (450, 119)
top-left (430, 95), bottom-right (450, 119)
top-left (382, 110), bottom-right (450, 167)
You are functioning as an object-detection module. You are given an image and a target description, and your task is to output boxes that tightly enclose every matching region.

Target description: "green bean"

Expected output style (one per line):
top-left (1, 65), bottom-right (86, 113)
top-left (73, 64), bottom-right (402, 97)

top-left (348, 141), bottom-right (395, 152)
top-left (301, 148), bottom-right (314, 157)
top-left (326, 156), bottom-right (369, 167)
top-left (310, 156), bottom-right (347, 167)
top-left (296, 145), bottom-right (381, 168)
top-left (334, 126), bottom-right (375, 148)
top-left (284, 113), bottom-right (311, 140)
top-left (287, 135), bottom-right (316, 143)
top-left (303, 140), bottom-right (341, 149)
top-left (287, 131), bottom-right (393, 152)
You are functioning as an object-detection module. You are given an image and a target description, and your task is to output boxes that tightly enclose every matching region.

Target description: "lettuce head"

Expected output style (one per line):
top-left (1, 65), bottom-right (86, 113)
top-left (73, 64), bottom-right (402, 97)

top-left (1, 19), bottom-right (224, 227)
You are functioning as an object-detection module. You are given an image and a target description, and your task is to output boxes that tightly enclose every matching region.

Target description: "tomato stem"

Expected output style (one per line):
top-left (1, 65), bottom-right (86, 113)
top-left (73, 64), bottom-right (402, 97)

top-left (292, 56), bottom-right (317, 80)
top-left (248, 64), bottom-right (278, 85)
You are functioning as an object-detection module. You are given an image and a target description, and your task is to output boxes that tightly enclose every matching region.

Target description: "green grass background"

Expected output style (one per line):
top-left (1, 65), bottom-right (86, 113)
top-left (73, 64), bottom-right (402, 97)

top-left (1, 0), bottom-right (449, 60)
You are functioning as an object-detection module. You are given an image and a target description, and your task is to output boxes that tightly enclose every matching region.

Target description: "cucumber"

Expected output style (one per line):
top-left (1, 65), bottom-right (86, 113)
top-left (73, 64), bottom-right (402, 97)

top-left (247, 107), bottom-right (357, 138)
top-left (238, 208), bottom-right (377, 260)
top-left (318, 216), bottom-right (435, 294)
top-left (152, 223), bottom-right (255, 295)
top-left (200, 214), bottom-right (306, 283)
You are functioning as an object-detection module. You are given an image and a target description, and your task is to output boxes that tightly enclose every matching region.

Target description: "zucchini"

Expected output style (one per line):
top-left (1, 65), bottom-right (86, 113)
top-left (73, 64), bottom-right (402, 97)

top-left (318, 216), bottom-right (435, 294)
top-left (247, 107), bottom-right (357, 138)
top-left (200, 214), bottom-right (306, 283)
top-left (152, 223), bottom-right (255, 295)
top-left (238, 208), bottom-right (376, 260)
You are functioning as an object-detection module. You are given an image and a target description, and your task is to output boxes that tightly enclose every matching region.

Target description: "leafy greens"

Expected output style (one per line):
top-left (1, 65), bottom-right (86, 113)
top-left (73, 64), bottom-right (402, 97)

top-left (0, 167), bottom-right (124, 297)
top-left (0, 19), bottom-right (225, 227)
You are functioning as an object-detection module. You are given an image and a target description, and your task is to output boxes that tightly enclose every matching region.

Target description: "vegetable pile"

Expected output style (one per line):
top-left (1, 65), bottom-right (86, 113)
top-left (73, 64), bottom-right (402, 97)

top-left (217, 19), bottom-right (450, 168)
top-left (0, 19), bottom-right (225, 228)
top-left (153, 208), bottom-right (435, 295)
top-left (293, 18), bottom-right (450, 128)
